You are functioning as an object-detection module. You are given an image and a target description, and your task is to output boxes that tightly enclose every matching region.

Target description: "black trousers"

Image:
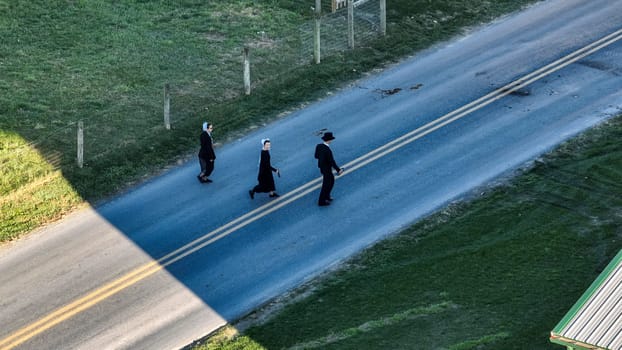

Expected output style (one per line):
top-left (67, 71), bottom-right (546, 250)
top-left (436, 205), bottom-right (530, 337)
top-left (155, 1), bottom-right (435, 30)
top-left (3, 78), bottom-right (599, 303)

top-left (319, 170), bottom-right (335, 204)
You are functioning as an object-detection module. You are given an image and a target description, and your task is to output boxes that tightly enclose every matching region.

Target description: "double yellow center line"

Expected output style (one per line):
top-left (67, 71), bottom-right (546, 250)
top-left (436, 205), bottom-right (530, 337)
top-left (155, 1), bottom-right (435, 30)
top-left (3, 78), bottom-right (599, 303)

top-left (2, 27), bottom-right (621, 350)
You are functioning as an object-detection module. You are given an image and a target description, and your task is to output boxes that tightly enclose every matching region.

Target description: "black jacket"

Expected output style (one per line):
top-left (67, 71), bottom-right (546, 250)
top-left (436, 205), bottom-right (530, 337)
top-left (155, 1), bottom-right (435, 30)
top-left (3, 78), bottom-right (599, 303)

top-left (198, 131), bottom-right (216, 160)
top-left (314, 143), bottom-right (340, 174)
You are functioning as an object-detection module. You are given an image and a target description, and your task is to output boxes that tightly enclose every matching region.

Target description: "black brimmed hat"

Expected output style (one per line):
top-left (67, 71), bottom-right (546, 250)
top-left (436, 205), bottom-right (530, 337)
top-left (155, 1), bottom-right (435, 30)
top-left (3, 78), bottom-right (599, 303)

top-left (321, 132), bottom-right (335, 141)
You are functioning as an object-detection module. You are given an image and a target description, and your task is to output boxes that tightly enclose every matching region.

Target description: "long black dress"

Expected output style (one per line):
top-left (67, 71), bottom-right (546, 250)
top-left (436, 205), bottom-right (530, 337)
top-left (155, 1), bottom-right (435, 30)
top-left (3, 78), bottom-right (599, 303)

top-left (253, 150), bottom-right (277, 193)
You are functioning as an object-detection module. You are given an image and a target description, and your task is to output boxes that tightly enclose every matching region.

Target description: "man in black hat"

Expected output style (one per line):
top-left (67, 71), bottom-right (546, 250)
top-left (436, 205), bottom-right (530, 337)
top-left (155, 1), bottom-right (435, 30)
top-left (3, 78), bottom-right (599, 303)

top-left (314, 131), bottom-right (343, 206)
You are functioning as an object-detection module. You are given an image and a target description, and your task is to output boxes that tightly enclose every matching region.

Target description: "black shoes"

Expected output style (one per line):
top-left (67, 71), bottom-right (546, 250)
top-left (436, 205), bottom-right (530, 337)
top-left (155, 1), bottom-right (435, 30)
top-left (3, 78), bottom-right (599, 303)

top-left (198, 175), bottom-right (212, 183)
top-left (249, 191), bottom-right (278, 199)
top-left (197, 173), bottom-right (212, 184)
top-left (318, 196), bottom-right (334, 206)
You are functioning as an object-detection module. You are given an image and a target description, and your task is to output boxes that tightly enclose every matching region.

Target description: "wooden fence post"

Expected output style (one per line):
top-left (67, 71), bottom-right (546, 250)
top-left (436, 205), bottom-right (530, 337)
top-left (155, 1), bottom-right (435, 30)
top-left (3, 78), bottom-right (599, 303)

top-left (332, 0), bottom-right (346, 13)
top-left (77, 120), bottom-right (84, 168)
top-left (314, 0), bottom-right (321, 64)
top-left (380, 0), bottom-right (386, 35)
top-left (243, 47), bottom-right (251, 95)
top-left (347, 0), bottom-right (354, 48)
top-left (163, 83), bottom-right (171, 130)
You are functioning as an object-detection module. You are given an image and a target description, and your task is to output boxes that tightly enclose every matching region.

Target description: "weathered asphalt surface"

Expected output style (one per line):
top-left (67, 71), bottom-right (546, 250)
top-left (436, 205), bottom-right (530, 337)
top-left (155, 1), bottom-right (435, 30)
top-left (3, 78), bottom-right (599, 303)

top-left (1, 0), bottom-right (622, 349)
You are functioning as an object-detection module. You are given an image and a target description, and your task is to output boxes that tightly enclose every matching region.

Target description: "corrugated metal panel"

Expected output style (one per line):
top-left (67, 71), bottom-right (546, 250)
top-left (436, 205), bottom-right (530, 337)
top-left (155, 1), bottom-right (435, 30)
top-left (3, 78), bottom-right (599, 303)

top-left (552, 250), bottom-right (622, 350)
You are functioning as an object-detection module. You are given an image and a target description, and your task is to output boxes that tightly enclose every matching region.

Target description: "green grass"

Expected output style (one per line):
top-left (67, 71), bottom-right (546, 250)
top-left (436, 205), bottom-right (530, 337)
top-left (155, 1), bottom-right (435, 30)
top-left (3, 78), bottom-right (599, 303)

top-left (0, 0), bottom-right (539, 242)
top-left (0, 129), bottom-right (82, 239)
top-left (3, 1), bottom-right (619, 349)
top-left (194, 115), bottom-right (622, 349)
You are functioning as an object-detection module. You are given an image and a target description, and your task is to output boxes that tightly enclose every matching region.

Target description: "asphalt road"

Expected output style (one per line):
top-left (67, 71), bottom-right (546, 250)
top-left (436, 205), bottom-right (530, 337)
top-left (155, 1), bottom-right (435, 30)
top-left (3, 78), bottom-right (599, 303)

top-left (2, 0), bottom-right (622, 349)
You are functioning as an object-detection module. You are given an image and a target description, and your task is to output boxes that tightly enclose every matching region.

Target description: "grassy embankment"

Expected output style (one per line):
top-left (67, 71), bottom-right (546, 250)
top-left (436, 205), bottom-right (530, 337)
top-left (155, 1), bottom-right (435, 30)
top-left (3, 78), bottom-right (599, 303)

top-left (1, 0), bottom-right (538, 242)
top-left (195, 115), bottom-right (622, 349)
top-left (4, 1), bottom-right (620, 349)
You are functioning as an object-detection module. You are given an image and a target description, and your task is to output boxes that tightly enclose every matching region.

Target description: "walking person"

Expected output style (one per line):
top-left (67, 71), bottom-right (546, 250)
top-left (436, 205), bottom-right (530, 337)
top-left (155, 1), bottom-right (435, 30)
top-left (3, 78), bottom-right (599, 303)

top-left (249, 138), bottom-right (280, 199)
top-left (197, 122), bottom-right (216, 183)
top-left (314, 132), bottom-right (343, 206)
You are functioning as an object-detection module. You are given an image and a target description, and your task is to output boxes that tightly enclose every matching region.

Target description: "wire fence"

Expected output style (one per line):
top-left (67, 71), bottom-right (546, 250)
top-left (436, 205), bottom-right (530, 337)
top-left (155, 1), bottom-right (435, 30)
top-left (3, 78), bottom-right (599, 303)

top-left (251, 0), bottom-right (384, 80)
top-left (5, 0), bottom-right (387, 171)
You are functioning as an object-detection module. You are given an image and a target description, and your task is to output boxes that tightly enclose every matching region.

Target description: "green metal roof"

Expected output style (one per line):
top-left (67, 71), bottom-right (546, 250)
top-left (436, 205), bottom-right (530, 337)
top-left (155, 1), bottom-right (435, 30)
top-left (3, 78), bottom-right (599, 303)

top-left (550, 249), bottom-right (622, 350)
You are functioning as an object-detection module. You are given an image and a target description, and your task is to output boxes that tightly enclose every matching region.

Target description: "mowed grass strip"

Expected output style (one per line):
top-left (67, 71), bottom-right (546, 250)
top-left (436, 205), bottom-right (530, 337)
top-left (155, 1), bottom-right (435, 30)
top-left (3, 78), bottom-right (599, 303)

top-left (0, 0), bottom-right (538, 242)
top-left (0, 130), bottom-right (82, 241)
top-left (195, 115), bottom-right (622, 349)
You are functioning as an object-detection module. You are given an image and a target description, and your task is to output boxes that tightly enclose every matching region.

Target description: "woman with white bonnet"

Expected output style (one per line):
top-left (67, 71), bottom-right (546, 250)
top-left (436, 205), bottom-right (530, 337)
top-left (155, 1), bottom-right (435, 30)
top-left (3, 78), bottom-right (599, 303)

top-left (197, 122), bottom-right (215, 183)
top-left (249, 138), bottom-right (280, 199)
